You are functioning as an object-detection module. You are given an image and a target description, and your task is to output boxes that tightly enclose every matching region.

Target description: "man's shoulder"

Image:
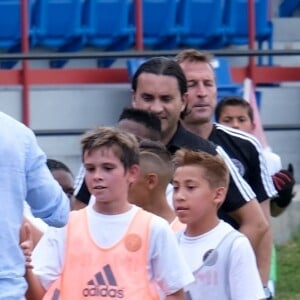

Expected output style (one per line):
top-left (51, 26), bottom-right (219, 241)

top-left (169, 124), bottom-right (217, 155)
top-left (213, 124), bottom-right (259, 150)
top-left (0, 111), bottom-right (33, 140)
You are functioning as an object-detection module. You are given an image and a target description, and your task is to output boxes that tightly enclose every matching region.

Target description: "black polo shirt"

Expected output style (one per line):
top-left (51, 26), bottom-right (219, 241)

top-left (167, 123), bottom-right (217, 155)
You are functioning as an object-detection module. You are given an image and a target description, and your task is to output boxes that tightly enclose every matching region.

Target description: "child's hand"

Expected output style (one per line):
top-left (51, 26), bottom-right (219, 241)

top-left (20, 221), bottom-right (34, 269)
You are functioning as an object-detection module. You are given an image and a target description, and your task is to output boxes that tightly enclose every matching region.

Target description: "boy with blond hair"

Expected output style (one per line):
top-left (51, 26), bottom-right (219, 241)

top-left (172, 149), bottom-right (264, 300)
top-left (22, 127), bottom-right (193, 300)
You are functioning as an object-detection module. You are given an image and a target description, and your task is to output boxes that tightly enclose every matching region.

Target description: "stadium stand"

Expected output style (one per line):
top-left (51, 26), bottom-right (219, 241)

top-left (178, 0), bottom-right (228, 49)
top-left (279, 0), bottom-right (300, 17)
top-left (138, 0), bottom-right (180, 50)
top-left (224, 0), bottom-right (273, 65)
top-left (127, 57), bottom-right (147, 80)
top-left (83, 0), bottom-right (134, 67)
top-left (0, 0), bottom-right (33, 69)
top-left (0, 0), bottom-right (275, 67)
top-left (32, 0), bottom-right (85, 68)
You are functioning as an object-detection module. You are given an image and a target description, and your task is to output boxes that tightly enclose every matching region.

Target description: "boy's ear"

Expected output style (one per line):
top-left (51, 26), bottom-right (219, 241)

top-left (132, 90), bottom-right (137, 108)
top-left (145, 173), bottom-right (159, 190)
top-left (214, 187), bottom-right (227, 208)
top-left (127, 164), bottom-right (140, 184)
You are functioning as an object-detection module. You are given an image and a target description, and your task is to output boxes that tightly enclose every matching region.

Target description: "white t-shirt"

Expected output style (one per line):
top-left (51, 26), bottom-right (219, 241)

top-left (262, 147), bottom-right (282, 176)
top-left (32, 205), bottom-right (194, 298)
top-left (177, 221), bottom-right (265, 300)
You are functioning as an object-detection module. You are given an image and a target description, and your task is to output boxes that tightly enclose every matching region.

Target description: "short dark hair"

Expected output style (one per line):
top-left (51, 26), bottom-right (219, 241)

top-left (118, 107), bottom-right (161, 134)
top-left (131, 57), bottom-right (187, 96)
top-left (47, 158), bottom-right (72, 175)
top-left (139, 139), bottom-right (172, 164)
top-left (139, 139), bottom-right (173, 182)
top-left (215, 96), bottom-right (254, 123)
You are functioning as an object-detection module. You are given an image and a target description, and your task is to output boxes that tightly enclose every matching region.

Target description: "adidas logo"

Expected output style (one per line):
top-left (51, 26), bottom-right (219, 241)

top-left (82, 264), bottom-right (124, 298)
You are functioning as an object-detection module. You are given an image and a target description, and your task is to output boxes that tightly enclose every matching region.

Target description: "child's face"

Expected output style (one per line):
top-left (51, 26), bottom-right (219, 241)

top-left (84, 147), bottom-right (137, 213)
top-left (172, 165), bottom-right (223, 226)
top-left (218, 105), bottom-right (254, 133)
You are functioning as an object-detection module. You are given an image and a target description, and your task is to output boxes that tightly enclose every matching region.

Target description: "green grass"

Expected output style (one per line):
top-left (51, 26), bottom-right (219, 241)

top-left (275, 229), bottom-right (300, 299)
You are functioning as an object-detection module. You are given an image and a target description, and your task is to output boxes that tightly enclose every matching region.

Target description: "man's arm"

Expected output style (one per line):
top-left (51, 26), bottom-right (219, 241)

top-left (26, 130), bottom-right (69, 227)
top-left (216, 145), bottom-right (272, 296)
top-left (216, 145), bottom-right (272, 291)
top-left (229, 198), bottom-right (272, 289)
top-left (229, 199), bottom-right (268, 250)
top-left (216, 145), bottom-right (267, 248)
top-left (256, 199), bottom-right (272, 286)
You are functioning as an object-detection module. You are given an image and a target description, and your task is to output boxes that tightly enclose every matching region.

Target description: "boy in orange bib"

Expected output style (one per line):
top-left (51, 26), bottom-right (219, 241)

top-left (22, 127), bottom-right (193, 300)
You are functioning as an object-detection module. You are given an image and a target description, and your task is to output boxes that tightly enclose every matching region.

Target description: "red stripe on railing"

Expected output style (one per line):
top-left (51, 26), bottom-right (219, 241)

top-left (21, 0), bottom-right (30, 126)
top-left (247, 0), bottom-right (256, 78)
top-left (135, 0), bottom-right (144, 51)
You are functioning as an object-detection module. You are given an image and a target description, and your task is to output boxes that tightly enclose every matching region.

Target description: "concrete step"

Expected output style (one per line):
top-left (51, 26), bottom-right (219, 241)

top-left (258, 86), bottom-right (300, 126)
top-left (273, 18), bottom-right (300, 42)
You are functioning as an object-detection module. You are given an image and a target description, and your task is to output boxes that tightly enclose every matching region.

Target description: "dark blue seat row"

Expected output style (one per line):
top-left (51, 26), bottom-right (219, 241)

top-left (0, 0), bottom-right (134, 68)
top-left (279, 0), bottom-right (300, 17)
top-left (0, 0), bottom-right (273, 68)
top-left (132, 0), bottom-right (273, 56)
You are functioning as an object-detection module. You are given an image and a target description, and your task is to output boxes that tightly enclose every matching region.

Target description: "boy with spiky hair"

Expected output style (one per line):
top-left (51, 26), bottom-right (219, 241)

top-left (172, 149), bottom-right (264, 300)
top-left (23, 127), bottom-right (193, 300)
top-left (129, 139), bottom-right (184, 231)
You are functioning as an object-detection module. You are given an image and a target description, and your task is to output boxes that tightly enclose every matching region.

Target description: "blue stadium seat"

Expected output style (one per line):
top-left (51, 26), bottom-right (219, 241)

top-left (83, 0), bottom-right (134, 67)
top-left (178, 0), bottom-right (227, 49)
top-left (279, 0), bottom-right (300, 17)
top-left (0, 0), bottom-right (33, 68)
top-left (140, 0), bottom-right (180, 50)
top-left (213, 57), bottom-right (243, 101)
top-left (225, 0), bottom-right (273, 65)
top-left (32, 0), bottom-right (84, 68)
top-left (126, 58), bottom-right (147, 80)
